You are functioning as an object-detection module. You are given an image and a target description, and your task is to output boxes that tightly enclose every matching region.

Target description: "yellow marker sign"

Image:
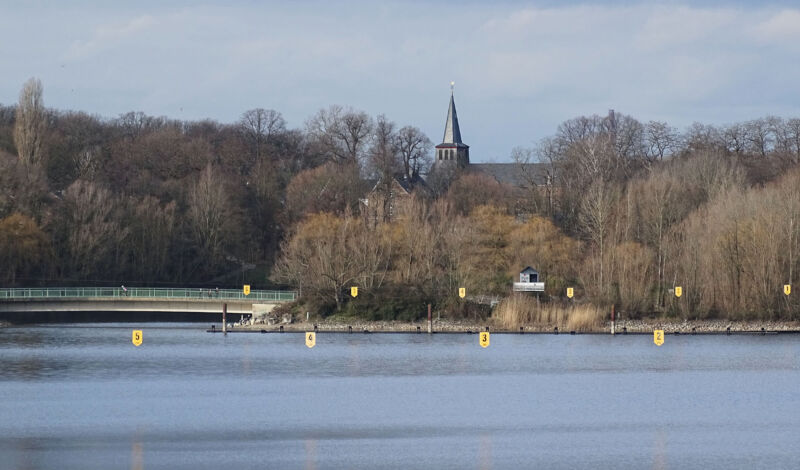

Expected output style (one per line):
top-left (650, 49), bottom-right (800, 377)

top-left (784, 284), bottom-right (791, 296)
top-left (459, 287), bottom-right (466, 298)
top-left (305, 331), bottom-right (316, 348)
top-left (243, 285), bottom-right (250, 296)
top-left (132, 330), bottom-right (143, 347)
top-left (675, 286), bottom-right (682, 298)
top-left (654, 329), bottom-right (664, 346)
top-left (351, 286), bottom-right (358, 297)
top-left (480, 332), bottom-right (490, 348)
top-left (567, 287), bottom-right (574, 299)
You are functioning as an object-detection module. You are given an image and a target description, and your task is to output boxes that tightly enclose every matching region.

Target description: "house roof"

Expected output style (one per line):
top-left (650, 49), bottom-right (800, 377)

top-left (520, 266), bottom-right (538, 274)
top-left (470, 163), bottom-right (550, 187)
top-left (395, 173), bottom-right (429, 193)
top-left (369, 173), bottom-right (430, 195)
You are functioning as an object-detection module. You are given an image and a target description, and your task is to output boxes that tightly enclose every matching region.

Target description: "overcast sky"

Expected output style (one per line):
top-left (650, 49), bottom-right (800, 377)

top-left (2, 1), bottom-right (799, 161)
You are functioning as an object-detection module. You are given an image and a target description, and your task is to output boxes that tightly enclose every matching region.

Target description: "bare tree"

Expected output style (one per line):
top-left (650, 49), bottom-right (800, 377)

top-left (306, 105), bottom-right (373, 165)
top-left (75, 145), bottom-right (101, 181)
top-left (645, 121), bottom-right (679, 163)
top-left (272, 211), bottom-right (365, 310)
top-left (188, 165), bottom-right (229, 268)
top-left (395, 125), bottom-right (432, 181)
top-left (579, 180), bottom-right (618, 295)
top-left (722, 122), bottom-right (748, 155)
top-left (114, 111), bottom-right (167, 139)
top-left (369, 115), bottom-right (400, 177)
top-left (774, 118), bottom-right (800, 164)
top-left (744, 118), bottom-right (775, 158)
top-left (368, 115), bottom-right (401, 222)
top-left (13, 78), bottom-right (47, 166)
top-left (62, 179), bottom-right (125, 278)
top-left (128, 197), bottom-right (176, 280)
top-left (0, 213), bottom-right (50, 284)
top-left (239, 108), bottom-right (285, 161)
top-left (684, 122), bottom-right (723, 153)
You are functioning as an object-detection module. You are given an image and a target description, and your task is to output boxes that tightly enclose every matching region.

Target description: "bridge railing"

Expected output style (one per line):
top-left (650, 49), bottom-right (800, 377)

top-left (0, 287), bottom-right (295, 302)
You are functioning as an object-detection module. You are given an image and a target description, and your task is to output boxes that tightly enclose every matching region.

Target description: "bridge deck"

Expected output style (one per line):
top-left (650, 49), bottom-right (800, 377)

top-left (0, 287), bottom-right (295, 302)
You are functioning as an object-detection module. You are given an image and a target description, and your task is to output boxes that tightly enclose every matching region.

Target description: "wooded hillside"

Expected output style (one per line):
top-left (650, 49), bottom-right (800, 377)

top-left (3, 78), bottom-right (800, 321)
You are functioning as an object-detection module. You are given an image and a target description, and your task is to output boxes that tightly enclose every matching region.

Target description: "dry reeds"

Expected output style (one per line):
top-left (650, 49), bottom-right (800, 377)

top-left (492, 294), bottom-right (605, 331)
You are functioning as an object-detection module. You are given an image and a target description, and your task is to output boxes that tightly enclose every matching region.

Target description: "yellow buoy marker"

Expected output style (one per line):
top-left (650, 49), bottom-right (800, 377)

top-left (305, 331), bottom-right (316, 348)
top-left (351, 286), bottom-right (358, 297)
top-left (675, 286), bottom-right (682, 298)
top-left (243, 284), bottom-right (250, 296)
top-left (654, 329), bottom-right (664, 346)
top-left (784, 284), bottom-right (791, 296)
top-left (567, 287), bottom-right (574, 299)
top-left (132, 330), bottom-right (143, 347)
top-left (459, 287), bottom-right (466, 298)
top-left (480, 331), bottom-right (490, 348)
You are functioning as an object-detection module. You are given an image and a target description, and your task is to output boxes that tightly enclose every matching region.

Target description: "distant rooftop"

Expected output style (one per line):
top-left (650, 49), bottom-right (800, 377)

top-left (470, 163), bottom-right (550, 186)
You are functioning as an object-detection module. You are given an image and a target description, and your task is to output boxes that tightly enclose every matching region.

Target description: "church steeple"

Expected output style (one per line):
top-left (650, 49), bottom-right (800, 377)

top-left (434, 82), bottom-right (469, 168)
top-left (442, 83), bottom-right (463, 144)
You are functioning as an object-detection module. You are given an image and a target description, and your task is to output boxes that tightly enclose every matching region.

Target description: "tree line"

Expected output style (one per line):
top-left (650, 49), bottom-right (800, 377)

top-left (2, 78), bottom-right (800, 321)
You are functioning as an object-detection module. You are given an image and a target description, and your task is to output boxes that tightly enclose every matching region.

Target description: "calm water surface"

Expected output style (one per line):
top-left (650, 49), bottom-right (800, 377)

top-left (1, 324), bottom-right (799, 469)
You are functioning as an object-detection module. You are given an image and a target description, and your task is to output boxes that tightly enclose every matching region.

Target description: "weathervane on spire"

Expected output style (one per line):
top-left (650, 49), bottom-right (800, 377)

top-left (450, 81), bottom-right (455, 94)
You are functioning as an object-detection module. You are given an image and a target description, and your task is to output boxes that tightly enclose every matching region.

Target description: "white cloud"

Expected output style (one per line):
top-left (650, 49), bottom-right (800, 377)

top-left (752, 9), bottom-right (800, 42)
top-left (62, 15), bottom-right (157, 61)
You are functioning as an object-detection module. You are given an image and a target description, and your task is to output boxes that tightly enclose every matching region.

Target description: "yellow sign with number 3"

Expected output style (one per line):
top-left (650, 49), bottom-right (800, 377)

top-left (480, 332), bottom-right (490, 348)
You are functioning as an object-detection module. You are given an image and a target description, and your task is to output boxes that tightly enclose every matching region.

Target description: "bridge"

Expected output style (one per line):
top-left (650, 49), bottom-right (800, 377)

top-left (0, 287), bottom-right (296, 322)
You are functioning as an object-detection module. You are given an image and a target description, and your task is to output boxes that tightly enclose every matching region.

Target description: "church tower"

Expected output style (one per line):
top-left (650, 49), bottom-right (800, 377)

top-left (434, 82), bottom-right (469, 168)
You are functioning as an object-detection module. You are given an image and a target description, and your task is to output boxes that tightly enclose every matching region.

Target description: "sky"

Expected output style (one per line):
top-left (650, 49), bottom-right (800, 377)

top-left (1, 0), bottom-right (799, 162)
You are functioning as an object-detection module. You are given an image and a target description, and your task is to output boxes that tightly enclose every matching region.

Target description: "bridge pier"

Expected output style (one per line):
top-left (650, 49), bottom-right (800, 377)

top-left (222, 303), bottom-right (227, 335)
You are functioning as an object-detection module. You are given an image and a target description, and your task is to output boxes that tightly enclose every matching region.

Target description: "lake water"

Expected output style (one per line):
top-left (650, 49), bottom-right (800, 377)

top-left (1, 324), bottom-right (799, 469)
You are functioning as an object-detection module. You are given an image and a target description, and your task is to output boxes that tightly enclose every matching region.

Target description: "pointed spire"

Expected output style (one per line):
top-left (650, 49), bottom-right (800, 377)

top-left (442, 82), bottom-right (463, 144)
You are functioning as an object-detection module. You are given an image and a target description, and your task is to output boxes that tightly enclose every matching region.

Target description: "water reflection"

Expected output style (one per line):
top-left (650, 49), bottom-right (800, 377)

top-left (478, 433), bottom-right (493, 470)
top-left (131, 441), bottom-right (143, 470)
top-left (304, 439), bottom-right (317, 470)
top-left (652, 429), bottom-right (667, 470)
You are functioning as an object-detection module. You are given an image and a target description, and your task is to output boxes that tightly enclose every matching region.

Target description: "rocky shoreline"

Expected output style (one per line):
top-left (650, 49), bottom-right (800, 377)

top-left (231, 318), bottom-right (800, 333)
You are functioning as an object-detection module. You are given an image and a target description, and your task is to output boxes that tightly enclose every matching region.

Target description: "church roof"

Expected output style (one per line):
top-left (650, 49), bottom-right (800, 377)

top-left (442, 91), bottom-right (466, 146)
top-left (470, 163), bottom-right (550, 186)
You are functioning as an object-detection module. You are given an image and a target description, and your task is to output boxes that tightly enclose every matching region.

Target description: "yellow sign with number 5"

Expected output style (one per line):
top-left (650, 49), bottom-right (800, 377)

top-left (132, 330), bottom-right (142, 347)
